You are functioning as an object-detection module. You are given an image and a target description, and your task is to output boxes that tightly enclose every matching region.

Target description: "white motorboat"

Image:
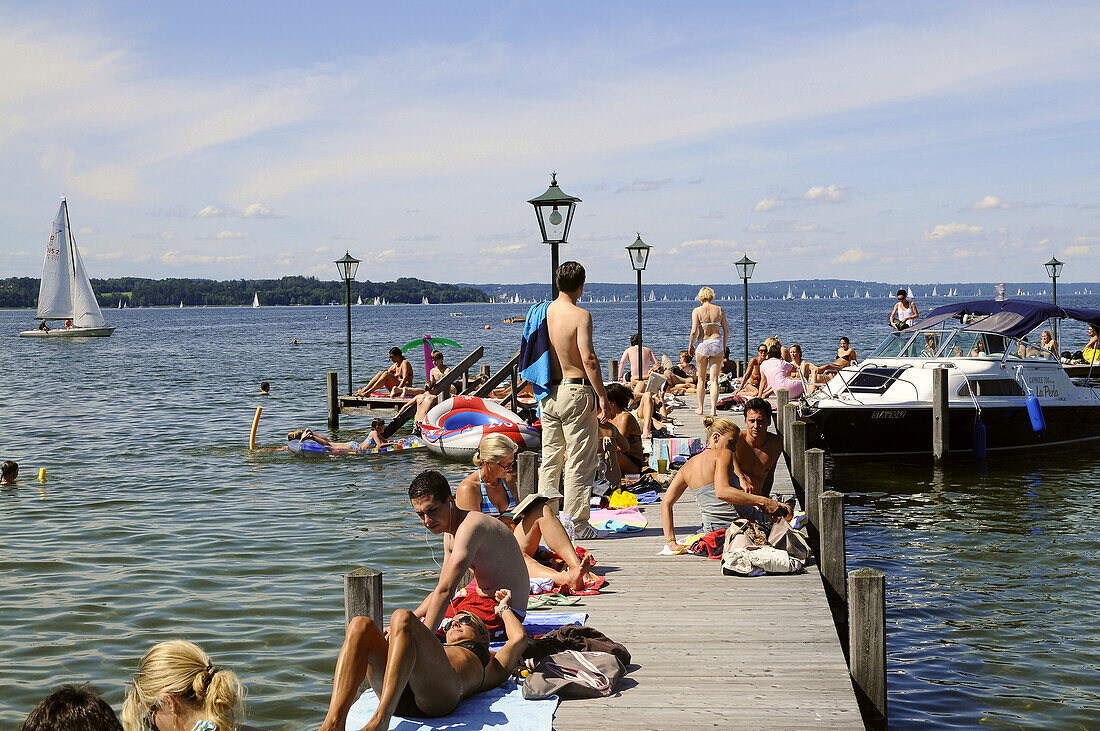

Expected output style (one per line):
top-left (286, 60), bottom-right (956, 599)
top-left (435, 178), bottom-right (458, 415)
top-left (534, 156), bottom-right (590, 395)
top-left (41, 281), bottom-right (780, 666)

top-left (802, 299), bottom-right (1100, 457)
top-left (20, 199), bottom-right (115, 338)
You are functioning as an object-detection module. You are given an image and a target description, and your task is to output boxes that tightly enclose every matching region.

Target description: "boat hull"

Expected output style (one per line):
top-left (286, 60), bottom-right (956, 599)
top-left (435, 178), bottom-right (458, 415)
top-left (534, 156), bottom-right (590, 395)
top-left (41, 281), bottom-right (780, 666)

top-left (806, 403), bottom-right (1100, 457)
top-left (19, 326), bottom-right (115, 338)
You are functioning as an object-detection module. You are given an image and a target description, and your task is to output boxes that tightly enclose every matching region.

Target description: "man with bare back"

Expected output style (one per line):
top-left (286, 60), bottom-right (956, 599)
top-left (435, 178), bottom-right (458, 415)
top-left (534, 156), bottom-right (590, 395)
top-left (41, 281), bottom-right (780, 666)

top-left (317, 470), bottom-right (530, 731)
top-left (733, 398), bottom-right (784, 499)
top-left (540, 261), bottom-right (611, 540)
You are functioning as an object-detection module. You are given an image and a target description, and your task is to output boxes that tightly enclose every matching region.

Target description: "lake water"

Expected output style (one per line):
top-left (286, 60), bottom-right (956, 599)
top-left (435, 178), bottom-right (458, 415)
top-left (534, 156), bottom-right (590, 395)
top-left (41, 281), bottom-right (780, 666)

top-left (2, 295), bottom-right (1098, 728)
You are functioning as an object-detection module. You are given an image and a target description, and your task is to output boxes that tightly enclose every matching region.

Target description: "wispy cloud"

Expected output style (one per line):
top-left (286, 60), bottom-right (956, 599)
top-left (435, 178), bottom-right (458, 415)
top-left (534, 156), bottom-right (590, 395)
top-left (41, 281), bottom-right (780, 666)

top-left (924, 222), bottom-right (983, 240)
top-left (832, 247), bottom-right (866, 264)
top-left (616, 178), bottom-right (674, 193)
top-left (1061, 244), bottom-right (1090, 256)
top-left (803, 185), bottom-right (848, 203)
top-left (753, 198), bottom-right (783, 213)
top-left (197, 204), bottom-right (279, 218)
top-left (968, 194), bottom-right (1014, 211)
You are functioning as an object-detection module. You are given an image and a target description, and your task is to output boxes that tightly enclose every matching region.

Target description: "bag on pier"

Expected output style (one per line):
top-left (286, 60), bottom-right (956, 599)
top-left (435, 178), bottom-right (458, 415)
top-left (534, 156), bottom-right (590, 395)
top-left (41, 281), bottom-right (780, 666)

top-left (522, 650), bottom-right (626, 700)
top-left (721, 518), bottom-right (808, 576)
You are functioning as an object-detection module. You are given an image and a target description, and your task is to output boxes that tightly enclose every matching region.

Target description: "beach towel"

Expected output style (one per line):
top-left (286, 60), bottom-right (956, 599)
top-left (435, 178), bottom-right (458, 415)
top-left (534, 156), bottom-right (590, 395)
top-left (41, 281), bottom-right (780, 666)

top-left (344, 682), bottom-right (558, 731)
top-left (518, 301), bottom-right (552, 402)
top-left (647, 437), bottom-right (704, 472)
top-left (589, 507), bottom-right (648, 532)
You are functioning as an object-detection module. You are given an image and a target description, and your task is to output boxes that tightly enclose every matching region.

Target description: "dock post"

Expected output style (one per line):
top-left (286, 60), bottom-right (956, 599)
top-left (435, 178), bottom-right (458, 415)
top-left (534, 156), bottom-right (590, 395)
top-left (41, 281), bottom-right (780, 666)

top-left (820, 490), bottom-right (847, 602)
top-left (932, 367), bottom-right (949, 463)
top-left (849, 567), bottom-right (887, 726)
top-left (782, 403), bottom-right (797, 457)
top-left (735, 359), bottom-right (743, 378)
top-left (608, 359), bottom-right (618, 382)
top-left (805, 448), bottom-right (825, 530)
top-left (776, 389), bottom-right (790, 437)
top-left (344, 567), bottom-right (383, 628)
top-left (479, 364), bottom-right (491, 381)
top-left (789, 421), bottom-right (807, 489)
top-left (462, 371), bottom-right (470, 392)
top-left (516, 451), bottom-right (538, 501)
top-left (326, 371), bottom-right (339, 429)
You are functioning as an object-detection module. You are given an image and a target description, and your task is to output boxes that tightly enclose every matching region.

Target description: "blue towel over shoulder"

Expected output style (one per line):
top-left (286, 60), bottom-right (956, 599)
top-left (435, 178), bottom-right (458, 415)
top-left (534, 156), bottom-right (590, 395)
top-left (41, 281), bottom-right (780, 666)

top-left (519, 301), bottom-right (552, 402)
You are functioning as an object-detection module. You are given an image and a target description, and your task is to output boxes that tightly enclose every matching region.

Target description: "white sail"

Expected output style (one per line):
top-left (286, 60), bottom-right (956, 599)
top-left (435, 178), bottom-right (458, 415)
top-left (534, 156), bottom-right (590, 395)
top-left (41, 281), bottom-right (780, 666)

top-left (932, 286), bottom-right (938, 296)
top-left (179, 301), bottom-right (184, 308)
top-left (865, 290), bottom-right (870, 298)
top-left (832, 287), bottom-right (839, 298)
top-left (356, 295), bottom-right (363, 305)
top-left (907, 286), bottom-right (914, 298)
top-left (252, 293), bottom-right (260, 308)
top-left (118, 299), bottom-right (122, 309)
top-left (68, 221), bottom-right (107, 328)
top-left (36, 201), bottom-right (74, 319)
top-left (648, 290), bottom-right (656, 302)
top-left (422, 296), bottom-right (429, 305)
top-left (801, 290), bottom-right (807, 299)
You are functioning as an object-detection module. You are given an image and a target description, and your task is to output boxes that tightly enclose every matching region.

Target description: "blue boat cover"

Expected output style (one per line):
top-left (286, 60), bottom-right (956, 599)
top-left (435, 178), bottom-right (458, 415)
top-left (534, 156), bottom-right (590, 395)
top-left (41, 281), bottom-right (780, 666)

top-left (914, 299), bottom-right (1100, 337)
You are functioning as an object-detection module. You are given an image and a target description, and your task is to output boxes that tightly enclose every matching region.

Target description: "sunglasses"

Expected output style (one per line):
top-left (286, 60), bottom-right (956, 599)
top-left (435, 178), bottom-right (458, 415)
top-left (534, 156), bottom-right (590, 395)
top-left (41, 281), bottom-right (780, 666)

top-left (758, 348), bottom-right (766, 353)
top-left (495, 458), bottom-right (514, 470)
top-left (451, 614), bottom-right (479, 629)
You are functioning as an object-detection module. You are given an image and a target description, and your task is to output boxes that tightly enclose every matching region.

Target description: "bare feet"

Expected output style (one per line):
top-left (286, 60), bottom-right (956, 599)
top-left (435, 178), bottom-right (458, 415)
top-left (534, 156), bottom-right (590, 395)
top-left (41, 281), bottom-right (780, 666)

top-left (563, 553), bottom-right (595, 592)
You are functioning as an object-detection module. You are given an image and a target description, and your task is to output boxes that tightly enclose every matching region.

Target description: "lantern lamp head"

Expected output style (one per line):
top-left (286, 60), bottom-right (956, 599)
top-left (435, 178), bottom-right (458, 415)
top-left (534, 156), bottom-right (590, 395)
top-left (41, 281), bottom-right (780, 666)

top-left (335, 251), bottom-right (360, 282)
top-left (528, 173), bottom-right (581, 245)
top-left (735, 254), bottom-right (756, 280)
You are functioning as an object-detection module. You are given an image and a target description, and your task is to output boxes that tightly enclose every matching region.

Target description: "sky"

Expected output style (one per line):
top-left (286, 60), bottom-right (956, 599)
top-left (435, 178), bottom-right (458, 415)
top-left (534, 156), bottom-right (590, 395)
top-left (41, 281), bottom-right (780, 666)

top-left (2, 1), bottom-right (1100, 285)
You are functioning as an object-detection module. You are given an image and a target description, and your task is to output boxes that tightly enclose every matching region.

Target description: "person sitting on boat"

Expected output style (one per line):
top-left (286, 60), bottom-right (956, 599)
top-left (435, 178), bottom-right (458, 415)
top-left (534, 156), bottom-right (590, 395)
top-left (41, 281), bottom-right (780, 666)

top-left (1083, 324), bottom-right (1099, 363)
top-left (889, 289), bottom-right (918, 331)
top-left (734, 344), bottom-right (768, 398)
top-left (660, 416), bottom-right (791, 550)
top-left (968, 335), bottom-right (989, 358)
top-left (1, 460), bottom-right (17, 486)
top-left (317, 589), bottom-right (526, 731)
top-left (920, 333), bottom-right (940, 357)
top-left (355, 347), bottom-right (414, 397)
top-left (735, 398), bottom-right (785, 499)
top-left (1039, 330), bottom-right (1059, 358)
top-left (64, 318), bottom-right (74, 329)
top-left (37, 321), bottom-right (50, 332)
top-left (760, 343), bottom-right (805, 398)
top-left (816, 337), bottom-right (857, 378)
top-left (455, 434), bottom-right (593, 592)
top-left (617, 334), bottom-right (657, 384)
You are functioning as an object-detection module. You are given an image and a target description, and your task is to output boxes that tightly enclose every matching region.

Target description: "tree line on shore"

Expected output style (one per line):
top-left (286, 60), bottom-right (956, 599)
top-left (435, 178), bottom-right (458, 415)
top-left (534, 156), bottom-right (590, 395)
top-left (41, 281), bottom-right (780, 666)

top-left (0, 276), bottom-right (490, 308)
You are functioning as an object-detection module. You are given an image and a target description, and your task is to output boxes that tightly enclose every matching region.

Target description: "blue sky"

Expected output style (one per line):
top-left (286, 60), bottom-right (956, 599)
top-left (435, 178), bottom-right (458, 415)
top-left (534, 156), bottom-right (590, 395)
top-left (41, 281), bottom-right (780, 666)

top-left (2, 1), bottom-right (1099, 284)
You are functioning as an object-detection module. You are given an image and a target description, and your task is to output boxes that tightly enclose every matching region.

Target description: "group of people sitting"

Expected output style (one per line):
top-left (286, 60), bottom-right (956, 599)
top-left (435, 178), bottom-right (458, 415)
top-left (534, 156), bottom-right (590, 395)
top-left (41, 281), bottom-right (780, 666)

top-left (735, 336), bottom-right (857, 400)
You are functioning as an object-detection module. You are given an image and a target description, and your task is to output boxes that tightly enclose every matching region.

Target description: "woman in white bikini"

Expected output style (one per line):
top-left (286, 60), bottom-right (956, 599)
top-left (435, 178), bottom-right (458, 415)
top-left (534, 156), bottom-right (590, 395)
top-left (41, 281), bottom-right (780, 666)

top-left (688, 286), bottom-right (729, 417)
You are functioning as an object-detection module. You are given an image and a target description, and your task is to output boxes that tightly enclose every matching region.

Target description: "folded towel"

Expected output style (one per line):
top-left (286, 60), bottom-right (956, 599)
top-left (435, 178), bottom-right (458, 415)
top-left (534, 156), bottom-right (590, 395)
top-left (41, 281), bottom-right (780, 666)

top-left (346, 682), bottom-right (557, 730)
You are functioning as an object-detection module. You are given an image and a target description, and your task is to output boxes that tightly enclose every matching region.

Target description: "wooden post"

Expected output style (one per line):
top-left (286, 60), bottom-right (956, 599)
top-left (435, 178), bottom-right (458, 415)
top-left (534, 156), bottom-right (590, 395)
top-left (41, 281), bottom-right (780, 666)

top-left (608, 358), bottom-right (618, 382)
top-left (932, 367), bottom-right (949, 463)
top-left (462, 371), bottom-right (470, 393)
top-left (789, 421), bottom-right (807, 489)
top-left (516, 451), bottom-right (538, 501)
top-left (820, 490), bottom-right (847, 602)
top-left (344, 567), bottom-right (383, 628)
top-left (776, 389), bottom-right (790, 436)
top-left (849, 568), bottom-right (887, 725)
top-left (804, 448), bottom-right (825, 530)
top-left (479, 364), bottom-right (491, 380)
top-left (735, 359), bottom-right (743, 378)
top-left (782, 403), bottom-right (798, 457)
top-left (326, 371), bottom-right (339, 429)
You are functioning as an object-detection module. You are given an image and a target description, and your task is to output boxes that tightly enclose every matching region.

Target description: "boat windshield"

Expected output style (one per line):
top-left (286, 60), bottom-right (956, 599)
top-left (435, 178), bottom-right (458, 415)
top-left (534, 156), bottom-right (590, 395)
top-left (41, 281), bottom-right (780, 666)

top-left (898, 331), bottom-right (949, 358)
top-left (869, 331), bottom-right (917, 357)
top-left (939, 331), bottom-right (1058, 361)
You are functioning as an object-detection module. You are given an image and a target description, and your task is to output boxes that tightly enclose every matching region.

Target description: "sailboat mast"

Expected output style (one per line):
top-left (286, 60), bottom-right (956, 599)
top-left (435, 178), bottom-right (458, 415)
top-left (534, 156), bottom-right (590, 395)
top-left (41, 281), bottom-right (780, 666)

top-left (63, 199), bottom-right (78, 286)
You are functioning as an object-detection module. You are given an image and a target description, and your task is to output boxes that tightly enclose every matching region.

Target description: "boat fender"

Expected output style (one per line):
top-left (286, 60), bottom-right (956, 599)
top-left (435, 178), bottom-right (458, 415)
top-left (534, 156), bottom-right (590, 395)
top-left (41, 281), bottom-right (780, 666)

top-left (1026, 393), bottom-right (1045, 434)
top-left (972, 418), bottom-right (987, 460)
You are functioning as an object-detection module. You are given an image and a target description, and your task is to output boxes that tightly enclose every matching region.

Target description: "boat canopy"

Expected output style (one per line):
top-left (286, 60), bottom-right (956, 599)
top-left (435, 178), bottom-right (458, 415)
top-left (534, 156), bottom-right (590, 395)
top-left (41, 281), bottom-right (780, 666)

top-left (913, 299), bottom-right (1100, 337)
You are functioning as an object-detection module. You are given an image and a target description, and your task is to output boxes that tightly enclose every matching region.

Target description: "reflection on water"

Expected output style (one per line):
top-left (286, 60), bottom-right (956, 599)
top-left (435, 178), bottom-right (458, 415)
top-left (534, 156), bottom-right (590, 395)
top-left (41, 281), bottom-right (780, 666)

top-left (1, 297), bottom-right (1099, 727)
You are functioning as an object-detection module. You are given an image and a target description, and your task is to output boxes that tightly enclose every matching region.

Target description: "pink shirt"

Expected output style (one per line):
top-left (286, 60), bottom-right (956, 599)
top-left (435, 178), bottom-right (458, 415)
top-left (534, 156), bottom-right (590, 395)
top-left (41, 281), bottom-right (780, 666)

top-left (760, 358), bottom-right (804, 398)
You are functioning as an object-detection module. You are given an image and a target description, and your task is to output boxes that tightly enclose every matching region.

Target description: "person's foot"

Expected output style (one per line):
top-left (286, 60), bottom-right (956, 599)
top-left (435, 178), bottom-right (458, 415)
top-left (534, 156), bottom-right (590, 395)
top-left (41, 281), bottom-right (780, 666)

top-left (574, 525), bottom-right (609, 540)
top-left (564, 553), bottom-right (595, 591)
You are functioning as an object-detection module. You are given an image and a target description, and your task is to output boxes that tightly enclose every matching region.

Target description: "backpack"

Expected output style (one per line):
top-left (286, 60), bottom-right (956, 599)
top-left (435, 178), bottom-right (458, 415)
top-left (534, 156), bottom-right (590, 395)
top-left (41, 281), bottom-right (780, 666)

top-left (522, 650), bottom-right (626, 700)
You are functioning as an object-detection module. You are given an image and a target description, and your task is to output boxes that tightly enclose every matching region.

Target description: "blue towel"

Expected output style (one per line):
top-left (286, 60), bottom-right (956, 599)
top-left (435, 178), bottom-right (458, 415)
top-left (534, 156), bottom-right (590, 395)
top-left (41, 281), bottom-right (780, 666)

top-left (345, 683), bottom-right (557, 731)
top-left (518, 301), bottom-right (552, 403)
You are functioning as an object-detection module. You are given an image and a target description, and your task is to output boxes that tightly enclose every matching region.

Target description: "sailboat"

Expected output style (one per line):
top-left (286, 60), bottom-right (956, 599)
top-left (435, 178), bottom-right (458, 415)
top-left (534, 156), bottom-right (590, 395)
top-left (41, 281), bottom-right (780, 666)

top-left (252, 293), bottom-right (260, 308)
top-left (801, 290), bottom-right (807, 300)
top-left (648, 290), bottom-right (657, 302)
top-left (179, 301), bottom-right (184, 308)
top-left (907, 286), bottom-right (914, 298)
top-left (832, 287), bottom-right (839, 298)
top-left (20, 199), bottom-right (114, 338)
top-left (783, 285), bottom-right (794, 300)
top-left (931, 286), bottom-right (939, 297)
top-left (865, 290), bottom-right (871, 298)
top-left (422, 296), bottom-right (430, 305)
top-left (356, 295), bottom-right (363, 305)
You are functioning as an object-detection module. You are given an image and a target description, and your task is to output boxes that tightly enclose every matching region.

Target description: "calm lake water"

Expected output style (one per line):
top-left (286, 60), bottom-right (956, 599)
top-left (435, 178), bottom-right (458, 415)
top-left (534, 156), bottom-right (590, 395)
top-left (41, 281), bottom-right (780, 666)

top-left (2, 295), bottom-right (1098, 728)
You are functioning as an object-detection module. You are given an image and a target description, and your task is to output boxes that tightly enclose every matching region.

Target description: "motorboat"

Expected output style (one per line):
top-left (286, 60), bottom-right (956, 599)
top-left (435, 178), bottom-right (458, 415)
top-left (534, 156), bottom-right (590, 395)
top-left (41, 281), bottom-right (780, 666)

top-left (801, 300), bottom-right (1100, 457)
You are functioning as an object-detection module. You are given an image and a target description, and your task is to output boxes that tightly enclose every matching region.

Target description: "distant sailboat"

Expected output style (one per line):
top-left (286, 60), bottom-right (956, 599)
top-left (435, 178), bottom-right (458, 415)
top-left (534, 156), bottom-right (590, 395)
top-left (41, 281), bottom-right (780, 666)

top-left (783, 285), bottom-right (794, 300)
top-left (648, 290), bottom-right (657, 302)
top-left (865, 290), bottom-right (871, 298)
top-left (20, 198), bottom-right (114, 338)
top-left (252, 293), bottom-right (260, 308)
top-left (356, 295), bottom-right (363, 305)
top-left (931, 286), bottom-right (938, 297)
top-left (832, 287), bottom-right (839, 298)
top-left (801, 290), bottom-right (807, 300)
top-left (118, 299), bottom-right (122, 309)
top-left (907, 286), bottom-right (914, 298)
top-left (422, 296), bottom-right (430, 305)
top-left (179, 301), bottom-right (184, 308)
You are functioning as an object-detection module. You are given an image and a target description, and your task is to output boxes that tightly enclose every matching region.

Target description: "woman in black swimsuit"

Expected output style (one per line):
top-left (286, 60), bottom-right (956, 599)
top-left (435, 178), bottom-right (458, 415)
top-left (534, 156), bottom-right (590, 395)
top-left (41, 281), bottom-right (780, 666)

top-left (605, 383), bottom-right (647, 474)
top-left (318, 589), bottom-right (527, 731)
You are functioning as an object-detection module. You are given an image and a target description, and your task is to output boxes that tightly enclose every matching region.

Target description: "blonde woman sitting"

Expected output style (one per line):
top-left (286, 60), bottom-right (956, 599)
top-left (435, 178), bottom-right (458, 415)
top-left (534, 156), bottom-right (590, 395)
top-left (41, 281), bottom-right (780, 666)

top-left (660, 417), bottom-right (790, 551)
top-left (455, 434), bottom-right (593, 592)
top-left (123, 639), bottom-right (265, 731)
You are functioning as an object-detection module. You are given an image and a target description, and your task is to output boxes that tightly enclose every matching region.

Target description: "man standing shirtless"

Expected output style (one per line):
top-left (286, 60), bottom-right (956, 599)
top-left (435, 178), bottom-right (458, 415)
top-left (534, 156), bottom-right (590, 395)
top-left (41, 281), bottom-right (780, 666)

top-left (540, 262), bottom-right (610, 540)
top-left (734, 398), bottom-right (783, 499)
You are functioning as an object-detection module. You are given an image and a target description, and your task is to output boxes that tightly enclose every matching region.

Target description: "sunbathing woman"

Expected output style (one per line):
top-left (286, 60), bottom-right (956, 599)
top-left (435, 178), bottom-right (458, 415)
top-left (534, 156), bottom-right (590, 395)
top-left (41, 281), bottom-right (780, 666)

top-left (816, 336), bottom-right (857, 378)
top-left (734, 344), bottom-right (768, 398)
top-left (660, 417), bottom-right (791, 551)
top-left (688, 286), bottom-right (729, 416)
top-left (604, 383), bottom-right (647, 475)
top-left (318, 589), bottom-right (527, 731)
top-left (454, 434), bottom-right (592, 592)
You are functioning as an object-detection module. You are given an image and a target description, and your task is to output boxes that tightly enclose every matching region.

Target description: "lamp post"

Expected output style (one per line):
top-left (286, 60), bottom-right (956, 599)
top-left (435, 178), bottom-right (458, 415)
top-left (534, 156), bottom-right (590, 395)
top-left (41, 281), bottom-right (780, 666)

top-left (335, 251), bottom-right (360, 395)
top-left (529, 173), bottom-right (581, 299)
top-left (1045, 256), bottom-right (1064, 346)
top-left (626, 234), bottom-right (652, 381)
top-left (735, 254), bottom-right (756, 365)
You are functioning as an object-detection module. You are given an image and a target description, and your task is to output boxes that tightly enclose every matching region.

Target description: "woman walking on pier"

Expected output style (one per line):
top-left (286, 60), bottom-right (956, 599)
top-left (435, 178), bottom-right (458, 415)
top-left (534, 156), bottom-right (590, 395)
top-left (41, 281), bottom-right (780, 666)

top-left (688, 286), bottom-right (729, 417)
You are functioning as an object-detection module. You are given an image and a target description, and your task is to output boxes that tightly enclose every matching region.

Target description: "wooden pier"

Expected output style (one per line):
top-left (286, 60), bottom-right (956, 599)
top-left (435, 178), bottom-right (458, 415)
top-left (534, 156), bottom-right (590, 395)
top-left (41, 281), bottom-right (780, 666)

top-left (547, 396), bottom-right (864, 729)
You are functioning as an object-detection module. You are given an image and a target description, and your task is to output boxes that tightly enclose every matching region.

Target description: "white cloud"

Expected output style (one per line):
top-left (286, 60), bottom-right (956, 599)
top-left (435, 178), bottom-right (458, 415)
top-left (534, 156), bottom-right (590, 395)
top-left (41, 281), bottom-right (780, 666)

top-left (76, 226), bottom-right (94, 235)
top-left (215, 230), bottom-right (250, 239)
top-left (1061, 245), bottom-right (1090, 256)
top-left (803, 185), bottom-right (848, 203)
top-left (832, 247), bottom-right (865, 264)
top-left (161, 250), bottom-right (213, 265)
top-left (616, 178), bottom-right (673, 193)
top-left (197, 205), bottom-right (224, 218)
top-left (93, 251), bottom-right (126, 260)
top-left (951, 248), bottom-right (982, 259)
top-left (241, 203), bottom-right (275, 218)
top-left (315, 245), bottom-right (330, 253)
top-left (216, 254), bottom-right (249, 262)
top-left (753, 199), bottom-right (783, 212)
top-left (923, 222), bottom-right (983, 240)
top-left (478, 244), bottom-right (527, 255)
top-left (679, 238), bottom-right (741, 248)
top-left (969, 194), bottom-right (1011, 211)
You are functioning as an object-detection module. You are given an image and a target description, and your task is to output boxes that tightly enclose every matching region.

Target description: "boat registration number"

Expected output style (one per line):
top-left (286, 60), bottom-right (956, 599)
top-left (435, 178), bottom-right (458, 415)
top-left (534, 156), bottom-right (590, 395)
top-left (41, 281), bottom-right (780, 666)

top-left (871, 410), bottom-right (907, 419)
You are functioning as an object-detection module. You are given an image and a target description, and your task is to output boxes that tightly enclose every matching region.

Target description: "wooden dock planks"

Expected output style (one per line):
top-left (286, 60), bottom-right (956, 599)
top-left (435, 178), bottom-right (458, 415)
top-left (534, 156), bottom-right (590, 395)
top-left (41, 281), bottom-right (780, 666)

top-left (548, 396), bottom-right (862, 729)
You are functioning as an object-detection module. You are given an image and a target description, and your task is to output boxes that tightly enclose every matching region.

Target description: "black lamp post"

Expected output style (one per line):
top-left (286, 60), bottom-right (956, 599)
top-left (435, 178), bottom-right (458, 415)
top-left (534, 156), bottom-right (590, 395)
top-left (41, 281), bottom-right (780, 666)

top-left (1045, 256), bottom-right (1064, 346)
top-left (626, 234), bottom-right (652, 381)
top-left (335, 251), bottom-right (360, 395)
top-left (735, 254), bottom-right (756, 365)
top-left (529, 173), bottom-right (581, 299)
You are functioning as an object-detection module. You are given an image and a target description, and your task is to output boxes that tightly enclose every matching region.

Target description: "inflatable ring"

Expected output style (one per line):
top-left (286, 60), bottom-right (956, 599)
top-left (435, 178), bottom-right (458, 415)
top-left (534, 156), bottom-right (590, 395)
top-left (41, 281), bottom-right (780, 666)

top-left (419, 396), bottom-right (540, 462)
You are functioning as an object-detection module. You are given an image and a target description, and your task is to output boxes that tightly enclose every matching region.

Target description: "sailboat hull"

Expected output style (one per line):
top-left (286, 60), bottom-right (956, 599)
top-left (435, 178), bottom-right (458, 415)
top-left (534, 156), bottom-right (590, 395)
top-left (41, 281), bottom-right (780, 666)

top-left (20, 326), bottom-right (115, 338)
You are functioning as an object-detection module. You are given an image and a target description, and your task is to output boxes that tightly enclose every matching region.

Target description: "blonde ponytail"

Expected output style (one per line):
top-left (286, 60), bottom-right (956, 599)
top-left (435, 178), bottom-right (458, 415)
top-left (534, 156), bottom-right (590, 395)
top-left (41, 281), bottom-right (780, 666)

top-left (122, 640), bottom-right (244, 731)
top-left (472, 433), bottom-right (518, 466)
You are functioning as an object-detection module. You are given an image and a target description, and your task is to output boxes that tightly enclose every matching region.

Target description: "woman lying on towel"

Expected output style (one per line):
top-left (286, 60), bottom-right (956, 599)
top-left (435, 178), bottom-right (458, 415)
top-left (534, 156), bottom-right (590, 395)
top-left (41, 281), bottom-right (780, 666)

top-left (455, 434), bottom-right (593, 592)
top-left (318, 589), bottom-right (527, 731)
top-left (660, 416), bottom-right (791, 551)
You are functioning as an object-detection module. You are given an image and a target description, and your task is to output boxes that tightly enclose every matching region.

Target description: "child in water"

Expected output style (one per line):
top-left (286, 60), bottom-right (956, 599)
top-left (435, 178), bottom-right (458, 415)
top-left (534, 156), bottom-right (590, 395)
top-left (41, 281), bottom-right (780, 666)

top-left (367, 418), bottom-right (394, 449)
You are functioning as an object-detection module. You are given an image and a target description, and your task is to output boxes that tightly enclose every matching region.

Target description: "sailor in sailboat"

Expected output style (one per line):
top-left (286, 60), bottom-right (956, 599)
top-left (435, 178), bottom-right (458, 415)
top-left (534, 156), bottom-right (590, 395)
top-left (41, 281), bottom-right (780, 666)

top-left (20, 198), bottom-right (115, 338)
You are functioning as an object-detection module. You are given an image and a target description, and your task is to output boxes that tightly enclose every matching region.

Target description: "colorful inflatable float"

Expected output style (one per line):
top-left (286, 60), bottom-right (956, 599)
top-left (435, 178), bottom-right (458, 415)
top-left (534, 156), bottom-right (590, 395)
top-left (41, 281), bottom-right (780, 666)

top-left (419, 396), bottom-right (540, 462)
top-left (288, 435), bottom-right (426, 458)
